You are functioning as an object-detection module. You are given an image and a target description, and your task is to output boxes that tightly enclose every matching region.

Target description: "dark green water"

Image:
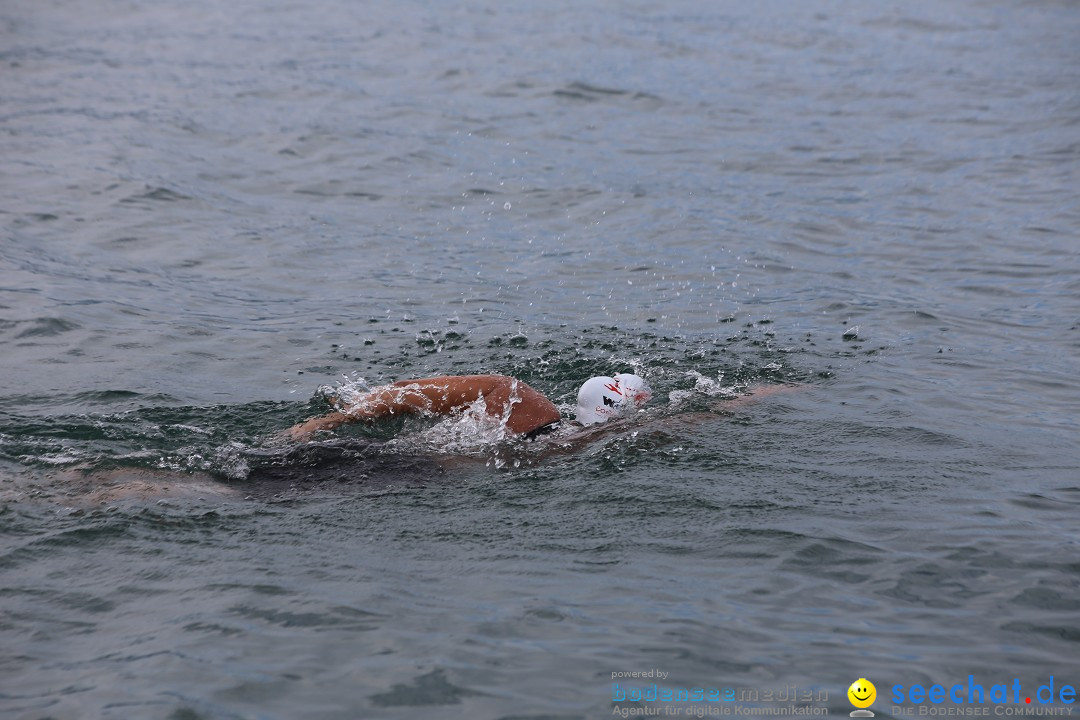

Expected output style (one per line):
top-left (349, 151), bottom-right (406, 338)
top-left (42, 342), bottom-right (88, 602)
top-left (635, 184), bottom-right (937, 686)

top-left (2, 0), bottom-right (1079, 718)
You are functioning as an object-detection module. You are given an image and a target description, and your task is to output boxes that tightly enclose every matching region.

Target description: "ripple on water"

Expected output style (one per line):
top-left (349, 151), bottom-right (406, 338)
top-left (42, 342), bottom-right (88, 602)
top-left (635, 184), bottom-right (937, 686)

top-left (1, 0), bottom-right (1078, 715)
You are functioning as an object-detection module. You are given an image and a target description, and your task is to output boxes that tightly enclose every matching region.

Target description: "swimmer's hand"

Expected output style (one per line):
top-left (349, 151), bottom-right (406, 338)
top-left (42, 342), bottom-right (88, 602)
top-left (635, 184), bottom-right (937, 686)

top-left (710, 382), bottom-right (806, 411)
top-left (285, 410), bottom-right (361, 441)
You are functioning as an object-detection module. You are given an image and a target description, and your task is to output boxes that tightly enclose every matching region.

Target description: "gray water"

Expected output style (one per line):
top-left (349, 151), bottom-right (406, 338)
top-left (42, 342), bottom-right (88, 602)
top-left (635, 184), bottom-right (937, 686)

top-left (2, 0), bottom-right (1079, 718)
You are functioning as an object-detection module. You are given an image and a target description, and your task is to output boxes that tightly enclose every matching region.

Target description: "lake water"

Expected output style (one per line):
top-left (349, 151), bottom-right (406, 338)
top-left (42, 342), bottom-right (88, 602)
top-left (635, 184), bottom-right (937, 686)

top-left (2, 1), bottom-right (1079, 718)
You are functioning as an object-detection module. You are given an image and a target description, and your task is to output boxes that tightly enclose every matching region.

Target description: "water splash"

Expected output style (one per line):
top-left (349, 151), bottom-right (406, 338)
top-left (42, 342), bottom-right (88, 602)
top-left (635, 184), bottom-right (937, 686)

top-left (668, 370), bottom-right (743, 409)
top-left (319, 374), bottom-right (374, 412)
top-left (384, 394), bottom-right (512, 456)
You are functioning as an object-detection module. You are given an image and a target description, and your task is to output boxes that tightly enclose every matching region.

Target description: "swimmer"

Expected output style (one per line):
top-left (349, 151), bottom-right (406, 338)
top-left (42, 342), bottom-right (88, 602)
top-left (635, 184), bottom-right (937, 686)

top-left (26, 374), bottom-right (796, 507)
top-left (286, 373), bottom-right (654, 441)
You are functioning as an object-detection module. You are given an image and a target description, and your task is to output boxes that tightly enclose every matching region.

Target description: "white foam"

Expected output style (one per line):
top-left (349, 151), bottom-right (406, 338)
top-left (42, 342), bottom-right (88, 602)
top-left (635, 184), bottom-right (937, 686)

top-left (321, 374), bottom-right (374, 411)
top-left (386, 394), bottom-right (512, 456)
top-left (26, 451), bottom-right (87, 466)
top-left (685, 370), bottom-right (741, 398)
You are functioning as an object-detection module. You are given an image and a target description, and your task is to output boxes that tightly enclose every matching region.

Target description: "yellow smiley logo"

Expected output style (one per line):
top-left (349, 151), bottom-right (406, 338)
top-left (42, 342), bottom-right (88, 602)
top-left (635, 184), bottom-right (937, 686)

top-left (848, 678), bottom-right (877, 709)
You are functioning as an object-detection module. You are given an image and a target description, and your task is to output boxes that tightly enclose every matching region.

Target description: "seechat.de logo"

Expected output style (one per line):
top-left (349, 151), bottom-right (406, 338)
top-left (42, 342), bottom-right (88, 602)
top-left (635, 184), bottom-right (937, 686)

top-left (849, 678), bottom-right (877, 717)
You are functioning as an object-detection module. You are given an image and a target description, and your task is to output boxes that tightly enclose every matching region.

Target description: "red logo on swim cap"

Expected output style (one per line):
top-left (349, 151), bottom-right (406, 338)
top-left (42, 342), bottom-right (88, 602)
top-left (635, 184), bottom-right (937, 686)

top-left (604, 383), bottom-right (622, 395)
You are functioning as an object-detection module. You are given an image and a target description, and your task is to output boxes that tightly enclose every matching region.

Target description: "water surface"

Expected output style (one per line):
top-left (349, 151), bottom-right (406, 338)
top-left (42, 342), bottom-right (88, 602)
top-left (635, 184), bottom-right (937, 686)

top-left (2, 0), bottom-right (1079, 718)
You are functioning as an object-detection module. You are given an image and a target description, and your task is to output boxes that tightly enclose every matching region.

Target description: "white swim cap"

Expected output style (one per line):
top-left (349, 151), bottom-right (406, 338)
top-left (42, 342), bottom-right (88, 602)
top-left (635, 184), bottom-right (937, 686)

top-left (613, 373), bottom-right (652, 406)
top-left (575, 374), bottom-right (652, 425)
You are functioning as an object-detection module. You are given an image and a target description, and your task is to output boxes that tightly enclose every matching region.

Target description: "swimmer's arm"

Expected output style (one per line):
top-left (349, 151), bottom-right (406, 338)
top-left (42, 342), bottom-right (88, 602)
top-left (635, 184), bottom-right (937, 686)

top-left (670, 383), bottom-right (807, 428)
top-left (717, 382), bottom-right (804, 408)
top-left (400, 375), bottom-right (559, 434)
top-left (286, 383), bottom-right (439, 440)
top-left (287, 375), bottom-right (559, 440)
top-left (286, 411), bottom-right (353, 439)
